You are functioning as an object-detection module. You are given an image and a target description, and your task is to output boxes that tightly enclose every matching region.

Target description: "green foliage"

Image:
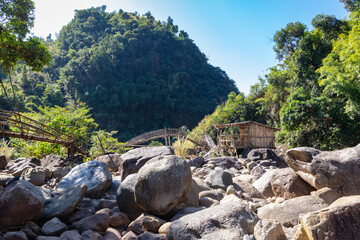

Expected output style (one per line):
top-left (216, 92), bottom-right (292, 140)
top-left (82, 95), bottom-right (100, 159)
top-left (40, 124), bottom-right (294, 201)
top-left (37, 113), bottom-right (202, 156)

top-left (318, 10), bottom-right (360, 117)
top-left (188, 91), bottom-right (265, 144)
top-left (273, 22), bottom-right (306, 60)
top-left (10, 103), bottom-right (98, 158)
top-left (0, 0), bottom-right (51, 72)
top-left (148, 140), bottom-right (163, 146)
top-left (340, 0), bottom-right (360, 11)
top-left (18, 7), bottom-right (237, 141)
top-left (89, 130), bottom-right (131, 158)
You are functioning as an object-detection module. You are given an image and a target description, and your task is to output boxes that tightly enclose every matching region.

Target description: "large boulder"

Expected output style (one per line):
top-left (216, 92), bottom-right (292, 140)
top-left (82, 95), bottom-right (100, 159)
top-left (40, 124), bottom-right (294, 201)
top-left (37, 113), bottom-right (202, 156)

top-left (257, 195), bottom-right (328, 227)
top-left (116, 174), bottom-right (145, 220)
top-left (168, 201), bottom-right (259, 240)
top-left (120, 146), bottom-right (173, 180)
top-left (0, 181), bottom-right (44, 230)
top-left (285, 144), bottom-right (360, 196)
top-left (271, 167), bottom-right (315, 200)
top-left (41, 184), bottom-right (87, 220)
top-left (55, 161), bottom-right (112, 199)
top-left (134, 155), bottom-right (192, 215)
top-left (295, 195), bottom-right (360, 240)
top-left (94, 153), bottom-right (122, 171)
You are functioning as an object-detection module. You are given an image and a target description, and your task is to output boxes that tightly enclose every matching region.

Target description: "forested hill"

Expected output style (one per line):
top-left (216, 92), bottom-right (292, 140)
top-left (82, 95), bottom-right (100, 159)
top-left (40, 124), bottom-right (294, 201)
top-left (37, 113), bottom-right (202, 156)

top-left (15, 6), bottom-right (238, 140)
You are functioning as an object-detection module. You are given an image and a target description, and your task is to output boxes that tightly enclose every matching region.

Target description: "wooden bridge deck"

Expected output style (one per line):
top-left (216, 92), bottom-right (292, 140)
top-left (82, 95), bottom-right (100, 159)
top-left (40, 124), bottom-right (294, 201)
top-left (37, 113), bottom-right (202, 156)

top-left (127, 128), bottom-right (186, 145)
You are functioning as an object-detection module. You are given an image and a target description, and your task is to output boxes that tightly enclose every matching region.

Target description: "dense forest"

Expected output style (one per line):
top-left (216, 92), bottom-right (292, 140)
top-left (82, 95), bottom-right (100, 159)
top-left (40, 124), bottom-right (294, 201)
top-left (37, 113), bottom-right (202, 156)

top-left (190, 0), bottom-right (360, 150)
top-left (2, 6), bottom-right (238, 140)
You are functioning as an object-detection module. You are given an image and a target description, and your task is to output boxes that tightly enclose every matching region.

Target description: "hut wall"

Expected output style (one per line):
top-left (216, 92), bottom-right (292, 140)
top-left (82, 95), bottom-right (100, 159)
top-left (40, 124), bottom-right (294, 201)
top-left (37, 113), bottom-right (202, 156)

top-left (248, 124), bottom-right (275, 148)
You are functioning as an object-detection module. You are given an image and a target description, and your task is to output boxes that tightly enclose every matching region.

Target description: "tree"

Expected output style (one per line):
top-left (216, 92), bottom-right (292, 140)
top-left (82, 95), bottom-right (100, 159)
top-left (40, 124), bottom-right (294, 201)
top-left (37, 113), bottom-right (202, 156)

top-left (340, 0), bottom-right (360, 11)
top-left (273, 22), bottom-right (306, 61)
top-left (0, 0), bottom-right (51, 71)
top-left (0, 0), bottom-right (51, 111)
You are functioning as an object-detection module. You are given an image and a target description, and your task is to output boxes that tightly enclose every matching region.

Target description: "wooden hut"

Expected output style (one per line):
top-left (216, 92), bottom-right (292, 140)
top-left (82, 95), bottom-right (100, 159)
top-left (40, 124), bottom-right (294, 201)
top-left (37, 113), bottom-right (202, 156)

top-left (214, 121), bottom-right (278, 153)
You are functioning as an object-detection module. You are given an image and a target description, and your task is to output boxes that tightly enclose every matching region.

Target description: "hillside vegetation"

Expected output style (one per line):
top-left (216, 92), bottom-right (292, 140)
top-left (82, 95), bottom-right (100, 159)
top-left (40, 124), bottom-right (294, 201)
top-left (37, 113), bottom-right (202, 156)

top-left (190, 1), bottom-right (360, 150)
top-left (4, 7), bottom-right (238, 141)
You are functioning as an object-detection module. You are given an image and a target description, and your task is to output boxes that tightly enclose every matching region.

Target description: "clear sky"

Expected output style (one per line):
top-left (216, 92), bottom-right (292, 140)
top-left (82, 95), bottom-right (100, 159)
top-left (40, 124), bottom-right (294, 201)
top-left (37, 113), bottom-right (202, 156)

top-left (32, 0), bottom-right (348, 94)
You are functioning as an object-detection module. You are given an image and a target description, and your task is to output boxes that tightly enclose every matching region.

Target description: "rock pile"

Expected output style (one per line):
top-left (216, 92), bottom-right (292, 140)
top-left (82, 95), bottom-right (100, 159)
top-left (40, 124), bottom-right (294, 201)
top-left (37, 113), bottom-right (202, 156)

top-left (1, 144), bottom-right (360, 239)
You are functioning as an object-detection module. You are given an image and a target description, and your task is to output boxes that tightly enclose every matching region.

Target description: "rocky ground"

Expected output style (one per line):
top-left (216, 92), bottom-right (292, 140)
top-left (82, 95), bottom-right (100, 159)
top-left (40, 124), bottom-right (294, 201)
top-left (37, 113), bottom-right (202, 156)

top-left (1, 144), bottom-right (360, 240)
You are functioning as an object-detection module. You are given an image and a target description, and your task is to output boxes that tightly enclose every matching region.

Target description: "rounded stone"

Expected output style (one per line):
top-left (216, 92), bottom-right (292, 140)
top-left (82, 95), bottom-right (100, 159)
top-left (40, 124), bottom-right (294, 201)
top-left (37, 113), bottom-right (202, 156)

top-left (134, 155), bottom-right (192, 215)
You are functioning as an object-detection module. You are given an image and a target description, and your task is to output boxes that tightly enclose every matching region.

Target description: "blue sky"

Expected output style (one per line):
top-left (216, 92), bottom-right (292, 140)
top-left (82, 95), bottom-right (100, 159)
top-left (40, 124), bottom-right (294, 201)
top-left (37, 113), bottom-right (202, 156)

top-left (32, 0), bottom-right (348, 94)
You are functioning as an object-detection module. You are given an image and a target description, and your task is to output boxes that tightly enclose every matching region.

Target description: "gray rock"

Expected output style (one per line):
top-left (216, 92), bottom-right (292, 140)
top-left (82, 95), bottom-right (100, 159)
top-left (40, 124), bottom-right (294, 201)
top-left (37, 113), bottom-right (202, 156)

top-left (77, 212), bottom-right (110, 233)
top-left (8, 158), bottom-right (39, 176)
top-left (257, 195), bottom-right (328, 227)
top-left (41, 217), bottom-right (68, 236)
top-left (106, 175), bottom-right (121, 196)
top-left (0, 174), bottom-right (13, 187)
top-left (0, 181), bottom-right (44, 230)
top-left (59, 230), bottom-right (81, 240)
top-left (271, 167), bottom-right (315, 200)
top-left (3, 231), bottom-right (28, 240)
top-left (41, 155), bottom-right (65, 169)
top-left (134, 155), bottom-right (192, 215)
top-left (295, 195), bottom-right (360, 240)
top-left (81, 230), bottom-right (102, 240)
top-left (129, 213), bottom-right (166, 234)
top-left (35, 237), bottom-right (60, 240)
top-left (310, 187), bottom-right (341, 204)
top-left (204, 157), bottom-right (242, 170)
top-left (50, 167), bottom-right (69, 180)
top-left (109, 211), bottom-right (130, 228)
top-left (182, 179), bottom-right (199, 207)
top-left (244, 148), bottom-right (277, 161)
top-left (168, 201), bottom-right (259, 240)
top-left (254, 219), bottom-right (287, 240)
top-left (20, 167), bottom-right (46, 186)
top-left (188, 156), bottom-right (204, 168)
top-left (120, 146), bottom-right (173, 180)
top-left (41, 184), bottom-right (87, 220)
top-left (232, 177), bottom-right (263, 199)
top-left (103, 227), bottom-right (122, 240)
top-left (171, 207), bottom-right (205, 221)
top-left (198, 189), bottom-right (224, 201)
top-left (252, 169), bottom-right (281, 198)
top-left (55, 161), bottom-right (112, 199)
top-left (98, 199), bottom-right (117, 210)
top-left (95, 153), bottom-right (122, 171)
top-left (0, 155), bottom-right (7, 170)
top-left (285, 144), bottom-right (360, 196)
top-left (116, 174), bottom-right (145, 220)
top-left (137, 232), bottom-right (166, 240)
top-left (199, 197), bottom-right (219, 208)
top-left (209, 169), bottom-right (233, 189)
top-left (192, 177), bottom-right (211, 192)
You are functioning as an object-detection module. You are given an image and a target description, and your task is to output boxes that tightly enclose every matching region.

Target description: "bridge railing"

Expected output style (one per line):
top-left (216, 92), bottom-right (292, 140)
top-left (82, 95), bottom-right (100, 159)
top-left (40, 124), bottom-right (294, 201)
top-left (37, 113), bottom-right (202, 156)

top-left (127, 128), bottom-right (186, 145)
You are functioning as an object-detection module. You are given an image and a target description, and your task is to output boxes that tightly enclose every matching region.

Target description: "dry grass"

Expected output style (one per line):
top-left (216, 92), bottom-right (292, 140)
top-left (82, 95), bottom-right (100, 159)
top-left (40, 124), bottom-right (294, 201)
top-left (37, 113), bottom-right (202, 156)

top-left (0, 139), bottom-right (14, 160)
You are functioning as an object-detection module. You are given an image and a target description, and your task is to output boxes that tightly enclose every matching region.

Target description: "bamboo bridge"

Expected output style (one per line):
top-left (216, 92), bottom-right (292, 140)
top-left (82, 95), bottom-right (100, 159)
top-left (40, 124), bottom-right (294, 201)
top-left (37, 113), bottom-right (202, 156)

top-left (0, 109), bottom-right (88, 156)
top-left (127, 127), bottom-right (187, 146)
